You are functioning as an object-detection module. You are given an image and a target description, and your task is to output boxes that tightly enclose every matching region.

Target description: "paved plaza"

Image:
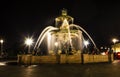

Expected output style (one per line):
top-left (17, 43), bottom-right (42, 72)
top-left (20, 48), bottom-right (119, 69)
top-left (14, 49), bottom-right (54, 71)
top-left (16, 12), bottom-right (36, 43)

top-left (0, 60), bottom-right (120, 77)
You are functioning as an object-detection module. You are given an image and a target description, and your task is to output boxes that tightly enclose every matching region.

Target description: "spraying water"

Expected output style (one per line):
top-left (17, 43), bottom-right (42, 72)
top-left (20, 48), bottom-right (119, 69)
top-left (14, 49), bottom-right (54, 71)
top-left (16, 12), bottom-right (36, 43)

top-left (69, 24), bottom-right (97, 48)
top-left (34, 26), bottom-right (58, 50)
top-left (33, 9), bottom-right (97, 55)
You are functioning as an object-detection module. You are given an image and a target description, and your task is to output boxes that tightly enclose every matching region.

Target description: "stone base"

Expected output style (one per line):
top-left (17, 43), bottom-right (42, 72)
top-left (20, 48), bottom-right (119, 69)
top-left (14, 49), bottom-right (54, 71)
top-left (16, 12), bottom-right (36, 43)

top-left (17, 54), bottom-right (114, 65)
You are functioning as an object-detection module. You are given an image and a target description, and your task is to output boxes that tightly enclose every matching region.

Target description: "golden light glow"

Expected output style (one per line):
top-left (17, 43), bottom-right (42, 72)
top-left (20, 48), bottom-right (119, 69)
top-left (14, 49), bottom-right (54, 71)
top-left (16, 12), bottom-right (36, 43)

top-left (0, 39), bottom-right (3, 44)
top-left (84, 40), bottom-right (89, 47)
top-left (0, 62), bottom-right (6, 66)
top-left (54, 42), bottom-right (58, 47)
top-left (115, 47), bottom-right (120, 52)
top-left (112, 38), bottom-right (119, 44)
top-left (25, 38), bottom-right (33, 46)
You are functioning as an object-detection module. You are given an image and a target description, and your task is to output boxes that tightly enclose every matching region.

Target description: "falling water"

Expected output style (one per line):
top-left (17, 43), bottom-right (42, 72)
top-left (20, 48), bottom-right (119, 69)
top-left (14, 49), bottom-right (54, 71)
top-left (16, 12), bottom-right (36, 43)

top-left (33, 9), bottom-right (97, 55)
top-left (70, 24), bottom-right (97, 48)
top-left (34, 26), bottom-right (58, 50)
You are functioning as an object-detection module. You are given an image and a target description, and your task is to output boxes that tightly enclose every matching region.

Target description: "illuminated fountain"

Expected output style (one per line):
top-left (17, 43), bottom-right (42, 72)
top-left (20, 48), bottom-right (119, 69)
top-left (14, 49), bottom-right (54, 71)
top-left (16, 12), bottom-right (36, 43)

top-left (18, 9), bottom-right (114, 64)
top-left (33, 9), bottom-right (96, 55)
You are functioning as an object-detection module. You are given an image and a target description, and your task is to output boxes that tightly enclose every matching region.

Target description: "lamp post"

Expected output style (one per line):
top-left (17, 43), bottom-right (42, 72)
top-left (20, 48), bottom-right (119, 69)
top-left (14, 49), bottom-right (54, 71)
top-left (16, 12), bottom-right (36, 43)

top-left (54, 42), bottom-right (58, 54)
top-left (112, 38), bottom-right (118, 52)
top-left (84, 40), bottom-right (89, 53)
top-left (0, 39), bottom-right (4, 56)
top-left (25, 38), bottom-right (33, 54)
top-left (84, 40), bottom-right (89, 48)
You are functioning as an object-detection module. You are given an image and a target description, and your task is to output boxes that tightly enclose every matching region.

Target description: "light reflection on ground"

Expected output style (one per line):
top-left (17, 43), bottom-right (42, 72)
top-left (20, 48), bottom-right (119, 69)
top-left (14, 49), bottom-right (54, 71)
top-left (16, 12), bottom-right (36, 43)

top-left (0, 60), bottom-right (120, 77)
top-left (0, 62), bottom-right (6, 66)
top-left (112, 60), bottom-right (120, 64)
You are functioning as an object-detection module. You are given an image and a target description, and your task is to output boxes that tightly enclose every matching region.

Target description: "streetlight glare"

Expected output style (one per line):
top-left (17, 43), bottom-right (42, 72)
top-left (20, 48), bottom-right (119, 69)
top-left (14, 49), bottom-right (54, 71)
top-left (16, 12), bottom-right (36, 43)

top-left (84, 40), bottom-right (89, 48)
top-left (0, 39), bottom-right (3, 44)
top-left (25, 38), bottom-right (33, 46)
top-left (84, 40), bottom-right (89, 46)
top-left (0, 39), bottom-right (4, 57)
top-left (112, 38), bottom-right (119, 44)
top-left (25, 37), bottom-right (34, 54)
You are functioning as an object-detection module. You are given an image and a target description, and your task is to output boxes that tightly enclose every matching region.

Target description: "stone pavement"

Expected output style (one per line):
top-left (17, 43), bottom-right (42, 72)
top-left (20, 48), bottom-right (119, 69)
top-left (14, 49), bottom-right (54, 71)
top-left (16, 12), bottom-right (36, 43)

top-left (0, 60), bottom-right (120, 77)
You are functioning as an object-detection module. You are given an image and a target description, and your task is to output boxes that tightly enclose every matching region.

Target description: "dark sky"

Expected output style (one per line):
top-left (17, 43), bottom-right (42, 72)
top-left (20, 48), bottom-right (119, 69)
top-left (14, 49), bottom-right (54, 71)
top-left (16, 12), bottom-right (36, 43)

top-left (0, 0), bottom-right (120, 49)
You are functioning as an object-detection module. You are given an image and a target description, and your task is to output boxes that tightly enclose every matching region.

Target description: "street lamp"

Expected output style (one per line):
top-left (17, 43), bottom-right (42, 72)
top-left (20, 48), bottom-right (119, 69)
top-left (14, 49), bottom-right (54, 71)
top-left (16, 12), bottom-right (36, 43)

top-left (25, 38), bottom-right (33, 54)
top-left (0, 39), bottom-right (4, 56)
top-left (83, 40), bottom-right (89, 54)
top-left (112, 38), bottom-right (119, 52)
top-left (112, 38), bottom-right (118, 44)
top-left (84, 40), bottom-right (89, 48)
top-left (54, 42), bottom-right (58, 54)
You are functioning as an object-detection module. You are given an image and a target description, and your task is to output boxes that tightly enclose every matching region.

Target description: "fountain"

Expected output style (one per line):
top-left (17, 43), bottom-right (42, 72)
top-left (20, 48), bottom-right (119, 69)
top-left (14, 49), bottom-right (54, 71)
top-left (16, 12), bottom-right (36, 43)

top-left (18, 9), bottom-right (114, 64)
top-left (33, 9), bottom-right (97, 55)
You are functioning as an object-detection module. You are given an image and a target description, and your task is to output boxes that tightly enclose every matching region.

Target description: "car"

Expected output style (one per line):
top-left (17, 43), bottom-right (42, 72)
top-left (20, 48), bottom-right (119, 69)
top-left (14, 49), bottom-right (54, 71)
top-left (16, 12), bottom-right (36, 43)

top-left (116, 52), bottom-right (120, 59)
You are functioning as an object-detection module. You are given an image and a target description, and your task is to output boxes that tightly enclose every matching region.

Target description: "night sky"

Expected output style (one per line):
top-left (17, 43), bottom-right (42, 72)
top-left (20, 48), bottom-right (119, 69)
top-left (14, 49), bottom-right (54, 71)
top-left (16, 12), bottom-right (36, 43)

top-left (1, 0), bottom-right (120, 50)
